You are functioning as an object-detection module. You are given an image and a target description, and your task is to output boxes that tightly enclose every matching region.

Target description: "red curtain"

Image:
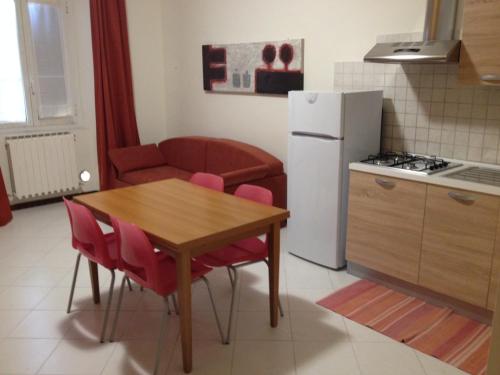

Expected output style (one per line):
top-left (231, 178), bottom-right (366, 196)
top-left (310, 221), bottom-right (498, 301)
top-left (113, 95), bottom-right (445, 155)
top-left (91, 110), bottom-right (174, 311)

top-left (0, 168), bottom-right (12, 226)
top-left (90, 0), bottom-right (140, 190)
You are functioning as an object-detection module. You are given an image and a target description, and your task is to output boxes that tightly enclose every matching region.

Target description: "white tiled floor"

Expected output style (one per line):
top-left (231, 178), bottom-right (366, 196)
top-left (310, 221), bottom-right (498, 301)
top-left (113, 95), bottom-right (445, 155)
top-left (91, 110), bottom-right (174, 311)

top-left (0, 202), bottom-right (470, 374)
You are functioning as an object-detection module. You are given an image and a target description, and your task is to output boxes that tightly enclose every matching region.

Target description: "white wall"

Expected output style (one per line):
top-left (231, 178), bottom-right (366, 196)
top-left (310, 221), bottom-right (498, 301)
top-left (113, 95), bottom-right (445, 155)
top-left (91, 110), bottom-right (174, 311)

top-left (162, 0), bottom-right (428, 165)
top-left (162, 0), bottom-right (182, 135)
top-left (0, 0), bottom-right (168, 200)
top-left (126, 0), bottom-right (168, 145)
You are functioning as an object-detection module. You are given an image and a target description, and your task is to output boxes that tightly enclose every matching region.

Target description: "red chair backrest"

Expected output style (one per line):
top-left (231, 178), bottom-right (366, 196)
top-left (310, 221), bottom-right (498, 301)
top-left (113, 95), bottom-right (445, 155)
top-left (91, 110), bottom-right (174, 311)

top-left (63, 198), bottom-right (114, 268)
top-left (110, 216), bottom-right (160, 290)
top-left (63, 197), bottom-right (77, 249)
top-left (235, 184), bottom-right (273, 245)
top-left (190, 172), bottom-right (224, 191)
top-left (234, 184), bottom-right (273, 206)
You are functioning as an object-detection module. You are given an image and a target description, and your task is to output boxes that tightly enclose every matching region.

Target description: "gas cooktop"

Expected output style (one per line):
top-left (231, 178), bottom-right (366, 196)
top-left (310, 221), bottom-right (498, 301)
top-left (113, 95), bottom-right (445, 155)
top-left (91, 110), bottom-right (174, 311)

top-left (360, 152), bottom-right (462, 175)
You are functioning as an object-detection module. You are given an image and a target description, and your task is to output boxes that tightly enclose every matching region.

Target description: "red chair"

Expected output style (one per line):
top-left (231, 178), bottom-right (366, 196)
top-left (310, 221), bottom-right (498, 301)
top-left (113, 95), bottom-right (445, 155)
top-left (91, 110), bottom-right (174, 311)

top-left (196, 184), bottom-right (284, 344)
top-left (109, 216), bottom-right (224, 375)
top-left (63, 198), bottom-right (132, 343)
top-left (189, 172), bottom-right (224, 191)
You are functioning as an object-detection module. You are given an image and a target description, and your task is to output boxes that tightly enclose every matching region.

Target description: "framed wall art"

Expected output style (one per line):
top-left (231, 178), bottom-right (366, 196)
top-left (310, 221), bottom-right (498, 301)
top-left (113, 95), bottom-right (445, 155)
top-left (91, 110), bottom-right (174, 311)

top-left (202, 39), bottom-right (304, 95)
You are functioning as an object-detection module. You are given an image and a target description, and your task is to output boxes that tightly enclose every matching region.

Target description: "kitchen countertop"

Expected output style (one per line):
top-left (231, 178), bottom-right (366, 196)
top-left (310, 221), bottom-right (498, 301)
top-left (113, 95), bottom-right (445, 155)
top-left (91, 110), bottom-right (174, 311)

top-left (349, 159), bottom-right (500, 197)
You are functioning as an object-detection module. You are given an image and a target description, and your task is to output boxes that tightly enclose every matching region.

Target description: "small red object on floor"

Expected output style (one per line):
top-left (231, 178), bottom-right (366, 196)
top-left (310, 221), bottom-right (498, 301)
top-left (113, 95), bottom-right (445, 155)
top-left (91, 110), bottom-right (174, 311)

top-left (0, 167), bottom-right (12, 226)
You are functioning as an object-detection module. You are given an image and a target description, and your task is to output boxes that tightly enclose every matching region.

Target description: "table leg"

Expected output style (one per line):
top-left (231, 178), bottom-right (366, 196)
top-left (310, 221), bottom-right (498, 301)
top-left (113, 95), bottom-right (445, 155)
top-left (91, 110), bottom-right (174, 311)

top-left (268, 221), bottom-right (281, 327)
top-left (88, 260), bottom-right (100, 304)
top-left (176, 252), bottom-right (192, 373)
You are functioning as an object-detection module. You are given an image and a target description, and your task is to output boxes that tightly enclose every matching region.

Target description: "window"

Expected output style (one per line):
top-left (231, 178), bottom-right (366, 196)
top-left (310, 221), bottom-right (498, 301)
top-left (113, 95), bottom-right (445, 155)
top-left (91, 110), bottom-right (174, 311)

top-left (0, 0), bottom-right (77, 128)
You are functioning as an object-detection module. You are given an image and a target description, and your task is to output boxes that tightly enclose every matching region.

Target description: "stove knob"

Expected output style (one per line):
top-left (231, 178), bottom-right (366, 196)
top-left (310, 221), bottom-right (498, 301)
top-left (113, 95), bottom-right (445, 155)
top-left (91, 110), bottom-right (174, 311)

top-left (443, 161), bottom-right (449, 167)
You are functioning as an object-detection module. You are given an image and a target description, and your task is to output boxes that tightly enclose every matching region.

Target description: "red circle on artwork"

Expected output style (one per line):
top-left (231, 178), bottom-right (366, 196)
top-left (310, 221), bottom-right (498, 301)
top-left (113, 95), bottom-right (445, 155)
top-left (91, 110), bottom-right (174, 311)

top-left (279, 43), bottom-right (294, 67)
top-left (262, 44), bottom-right (277, 65)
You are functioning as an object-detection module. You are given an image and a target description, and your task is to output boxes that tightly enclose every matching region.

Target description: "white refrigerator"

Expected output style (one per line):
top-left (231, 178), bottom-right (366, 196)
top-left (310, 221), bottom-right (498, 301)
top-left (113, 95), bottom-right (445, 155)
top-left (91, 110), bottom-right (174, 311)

top-left (287, 90), bottom-right (383, 269)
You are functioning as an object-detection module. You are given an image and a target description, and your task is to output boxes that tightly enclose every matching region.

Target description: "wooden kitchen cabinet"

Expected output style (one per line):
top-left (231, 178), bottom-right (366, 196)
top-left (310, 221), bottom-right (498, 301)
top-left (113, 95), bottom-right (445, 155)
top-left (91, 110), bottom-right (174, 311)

top-left (459, 0), bottom-right (500, 85)
top-left (346, 171), bottom-right (427, 283)
top-left (420, 186), bottom-right (499, 307)
top-left (488, 221), bottom-right (500, 310)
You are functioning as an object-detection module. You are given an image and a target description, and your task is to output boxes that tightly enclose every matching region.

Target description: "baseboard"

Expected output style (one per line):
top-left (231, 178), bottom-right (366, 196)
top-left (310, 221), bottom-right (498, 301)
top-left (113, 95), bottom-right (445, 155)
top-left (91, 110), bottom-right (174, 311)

top-left (12, 190), bottom-right (97, 211)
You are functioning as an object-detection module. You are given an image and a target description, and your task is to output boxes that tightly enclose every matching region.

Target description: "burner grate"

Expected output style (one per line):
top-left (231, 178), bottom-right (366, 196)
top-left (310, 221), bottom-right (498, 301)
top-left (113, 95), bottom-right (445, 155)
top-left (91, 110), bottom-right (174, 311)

top-left (360, 152), bottom-right (460, 175)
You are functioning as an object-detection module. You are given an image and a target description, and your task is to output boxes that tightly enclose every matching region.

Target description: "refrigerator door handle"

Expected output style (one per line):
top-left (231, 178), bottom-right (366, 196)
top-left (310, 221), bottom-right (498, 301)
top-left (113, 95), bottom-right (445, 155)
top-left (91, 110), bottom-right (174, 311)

top-left (291, 131), bottom-right (343, 140)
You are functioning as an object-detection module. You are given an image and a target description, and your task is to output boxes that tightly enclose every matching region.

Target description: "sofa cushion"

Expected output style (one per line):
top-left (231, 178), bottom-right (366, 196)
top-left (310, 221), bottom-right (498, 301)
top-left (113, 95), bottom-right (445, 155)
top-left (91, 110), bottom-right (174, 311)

top-left (206, 139), bottom-right (283, 176)
top-left (119, 166), bottom-right (192, 185)
top-left (109, 144), bottom-right (166, 175)
top-left (158, 137), bottom-right (208, 173)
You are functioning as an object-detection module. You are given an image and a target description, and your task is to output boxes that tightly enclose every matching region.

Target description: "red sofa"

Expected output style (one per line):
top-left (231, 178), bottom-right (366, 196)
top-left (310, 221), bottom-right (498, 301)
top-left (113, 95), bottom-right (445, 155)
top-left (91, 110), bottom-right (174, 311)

top-left (108, 136), bottom-right (287, 209)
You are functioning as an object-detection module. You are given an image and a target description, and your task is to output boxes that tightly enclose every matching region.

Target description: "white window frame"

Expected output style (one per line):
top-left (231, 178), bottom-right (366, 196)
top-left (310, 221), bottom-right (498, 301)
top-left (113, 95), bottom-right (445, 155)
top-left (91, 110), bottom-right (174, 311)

top-left (1, 0), bottom-right (80, 131)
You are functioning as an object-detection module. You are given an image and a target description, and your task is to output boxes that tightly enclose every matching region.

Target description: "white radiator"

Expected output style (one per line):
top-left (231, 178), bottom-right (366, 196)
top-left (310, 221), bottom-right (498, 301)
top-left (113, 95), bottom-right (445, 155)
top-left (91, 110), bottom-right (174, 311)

top-left (6, 132), bottom-right (80, 200)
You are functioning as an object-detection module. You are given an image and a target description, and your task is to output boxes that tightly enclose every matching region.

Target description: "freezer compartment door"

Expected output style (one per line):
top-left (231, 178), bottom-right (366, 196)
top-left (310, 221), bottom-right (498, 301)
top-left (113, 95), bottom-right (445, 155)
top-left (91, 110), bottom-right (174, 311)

top-left (288, 91), bottom-right (344, 139)
top-left (287, 134), bottom-right (344, 268)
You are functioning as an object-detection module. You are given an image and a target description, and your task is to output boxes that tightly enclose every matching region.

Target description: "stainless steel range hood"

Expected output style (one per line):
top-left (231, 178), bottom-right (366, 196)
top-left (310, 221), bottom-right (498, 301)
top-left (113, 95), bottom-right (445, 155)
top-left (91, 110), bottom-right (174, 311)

top-left (364, 0), bottom-right (461, 64)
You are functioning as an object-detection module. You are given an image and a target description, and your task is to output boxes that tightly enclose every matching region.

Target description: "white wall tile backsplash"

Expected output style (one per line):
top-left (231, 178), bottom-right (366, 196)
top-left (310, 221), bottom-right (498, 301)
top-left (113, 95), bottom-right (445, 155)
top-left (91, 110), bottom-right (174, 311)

top-left (333, 61), bottom-right (500, 164)
top-left (376, 32), bottom-right (423, 44)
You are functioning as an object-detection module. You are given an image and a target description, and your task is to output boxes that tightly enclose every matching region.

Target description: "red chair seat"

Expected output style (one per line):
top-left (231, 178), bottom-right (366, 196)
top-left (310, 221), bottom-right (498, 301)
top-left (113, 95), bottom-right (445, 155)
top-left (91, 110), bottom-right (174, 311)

top-left (233, 237), bottom-right (267, 257)
top-left (158, 257), bottom-right (211, 296)
top-left (78, 233), bottom-right (120, 270)
top-left (197, 244), bottom-right (266, 268)
top-left (124, 251), bottom-right (211, 296)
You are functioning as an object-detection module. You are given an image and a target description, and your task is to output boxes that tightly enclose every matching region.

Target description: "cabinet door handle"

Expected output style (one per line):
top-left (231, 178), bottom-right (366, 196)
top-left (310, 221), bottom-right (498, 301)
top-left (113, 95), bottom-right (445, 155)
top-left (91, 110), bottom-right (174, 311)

top-left (448, 191), bottom-right (477, 204)
top-left (480, 74), bottom-right (500, 85)
top-left (375, 178), bottom-right (395, 189)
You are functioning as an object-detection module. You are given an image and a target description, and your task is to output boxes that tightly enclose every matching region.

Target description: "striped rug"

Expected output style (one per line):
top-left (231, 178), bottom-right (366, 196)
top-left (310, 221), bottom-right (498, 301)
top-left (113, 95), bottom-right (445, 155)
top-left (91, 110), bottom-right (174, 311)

top-left (317, 279), bottom-right (491, 375)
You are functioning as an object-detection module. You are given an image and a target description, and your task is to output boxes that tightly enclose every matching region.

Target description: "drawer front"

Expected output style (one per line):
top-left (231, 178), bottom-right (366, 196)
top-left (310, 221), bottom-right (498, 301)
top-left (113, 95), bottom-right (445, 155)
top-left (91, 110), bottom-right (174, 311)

top-left (346, 171), bottom-right (427, 283)
top-left (420, 185), bottom-right (499, 307)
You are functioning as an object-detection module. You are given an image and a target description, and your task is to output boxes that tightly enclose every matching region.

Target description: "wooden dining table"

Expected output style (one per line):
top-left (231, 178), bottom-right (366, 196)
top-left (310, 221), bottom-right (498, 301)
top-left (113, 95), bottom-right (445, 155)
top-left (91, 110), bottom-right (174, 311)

top-left (74, 178), bottom-right (289, 373)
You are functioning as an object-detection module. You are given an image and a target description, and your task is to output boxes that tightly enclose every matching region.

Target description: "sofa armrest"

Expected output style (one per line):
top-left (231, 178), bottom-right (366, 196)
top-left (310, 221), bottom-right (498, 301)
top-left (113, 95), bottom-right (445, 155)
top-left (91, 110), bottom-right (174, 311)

top-left (220, 164), bottom-right (269, 186)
